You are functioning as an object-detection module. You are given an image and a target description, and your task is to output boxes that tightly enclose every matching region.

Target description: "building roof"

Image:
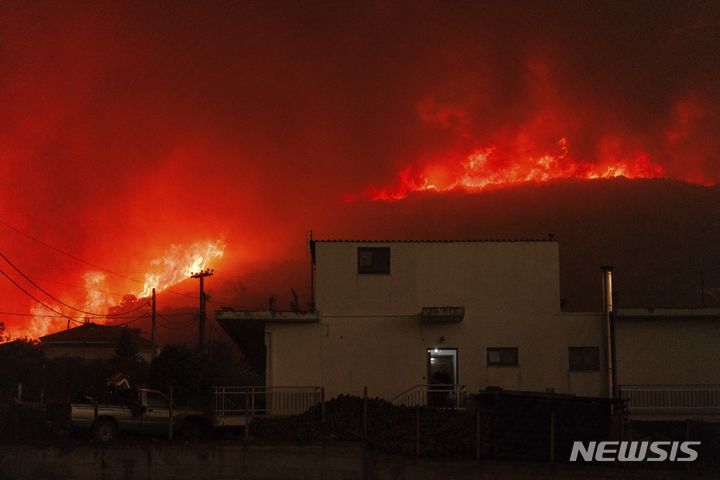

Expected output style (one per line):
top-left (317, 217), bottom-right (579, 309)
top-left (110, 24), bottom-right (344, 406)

top-left (39, 323), bottom-right (153, 349)
top-left (312, 238), bottom-right (557, 243)
top-left (616, 308), bottom-right (720, 320)
top-left (216, 309), bottom-right (320, 323)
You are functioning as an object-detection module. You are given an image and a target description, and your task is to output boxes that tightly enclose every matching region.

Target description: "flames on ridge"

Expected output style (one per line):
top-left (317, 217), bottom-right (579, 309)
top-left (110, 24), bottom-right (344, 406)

top-left (347, 137), bottom-right (694, 202)
top-left (137, 240), bottom-right (225, 298)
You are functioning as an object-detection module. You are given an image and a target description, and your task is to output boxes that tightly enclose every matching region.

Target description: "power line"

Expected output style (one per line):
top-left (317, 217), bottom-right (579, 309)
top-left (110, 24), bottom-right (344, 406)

top-left (156, 320), bottom-right (192, 330)
top-left (0, 267), bottom-right (84, 324)
top-left (0, 250), bottom-right (149, 317)
top-left (0, 217), bottom-right (245, 306)
top-left (157, 312), bottom-right (196, 326)
top-left (0, 219), bottom-right (200, 301)
top-left (154, 311), bottom-right (196, 317)
top-left (155, 286), bottom-right (253, 309)
top-left (0, 218), bottom-right (145, 285)
top-left (32, 277), bottom-right (140, 299)
top-left (0, 311), bottom-right (151, 319)
top-left (108, 313), bottom-right (149, 327)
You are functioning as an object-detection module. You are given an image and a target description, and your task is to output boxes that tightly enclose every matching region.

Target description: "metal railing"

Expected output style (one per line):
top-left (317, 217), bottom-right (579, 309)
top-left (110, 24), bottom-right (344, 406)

top-left (392, 384), bottom-right (467, 409)
top-left (214, 386), bottom-right (322, 418)
top-left (619, 385), bottom-right (720, 416)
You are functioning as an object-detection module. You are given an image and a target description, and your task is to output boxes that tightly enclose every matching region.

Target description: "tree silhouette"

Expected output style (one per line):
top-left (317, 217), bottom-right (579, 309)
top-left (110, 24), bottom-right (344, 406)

top-left (114, 328), bottom-right (139, 361)
top-left (108, 294), bottom-right (143, 315)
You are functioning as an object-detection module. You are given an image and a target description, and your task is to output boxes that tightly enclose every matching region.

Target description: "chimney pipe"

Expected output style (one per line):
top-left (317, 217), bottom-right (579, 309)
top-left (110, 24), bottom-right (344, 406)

top-left (601, 266), bottom-right (616, 400)
top-left (601, 266), bottom-right (613, 313)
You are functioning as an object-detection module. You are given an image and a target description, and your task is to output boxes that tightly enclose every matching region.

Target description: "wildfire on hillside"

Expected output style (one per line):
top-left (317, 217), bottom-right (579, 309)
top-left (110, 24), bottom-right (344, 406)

top-left (10, 240), bottom-right (225, 340)
top-left (137, 240), bottom-right (225, 298)
top-left (347, 136), bottom-right (713, 202)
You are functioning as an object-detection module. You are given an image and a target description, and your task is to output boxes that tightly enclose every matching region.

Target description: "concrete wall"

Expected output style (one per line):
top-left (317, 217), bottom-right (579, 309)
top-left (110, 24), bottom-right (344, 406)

top-left (315, 241), bottom-right (562, 317)
top-left (616, 315), bottom-right (720, 386)
top-left (268, 241), bottom-right (607, 399)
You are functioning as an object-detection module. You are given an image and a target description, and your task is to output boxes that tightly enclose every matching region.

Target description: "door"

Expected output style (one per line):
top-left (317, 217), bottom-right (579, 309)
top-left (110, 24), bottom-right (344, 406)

top-left (142, 390), bottom-right (171, 435)
top-left (427, 348), bottom-right (458, 408)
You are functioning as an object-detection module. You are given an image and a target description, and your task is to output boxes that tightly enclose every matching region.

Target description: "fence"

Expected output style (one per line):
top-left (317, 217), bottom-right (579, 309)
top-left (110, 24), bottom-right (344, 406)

top-left (16, 382), bottom-right (719, 466)
top-left (242, 387), bottom-right (623, 463)
top-left (392, 384), bottom-right (467, 409)
top-left (214, 386), bottom-right (323, 420)
top-left (619, 385), bottom-right (720, 417)
top-left (0, 384), bottom-right (47, 441)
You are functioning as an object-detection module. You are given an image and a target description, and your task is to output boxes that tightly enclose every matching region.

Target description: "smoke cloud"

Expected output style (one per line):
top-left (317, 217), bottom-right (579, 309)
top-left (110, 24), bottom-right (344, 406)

top-left (0, 1), bottom-right (718, 338)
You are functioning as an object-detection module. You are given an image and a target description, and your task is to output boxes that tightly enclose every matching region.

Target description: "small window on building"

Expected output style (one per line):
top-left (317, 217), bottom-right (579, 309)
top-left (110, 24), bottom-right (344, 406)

top-left (357, 247), bottom-right (390, 274)
top-left (569, 347), bottom-right (600, 371)
top-left (487, 347), bottom-right (518, 366)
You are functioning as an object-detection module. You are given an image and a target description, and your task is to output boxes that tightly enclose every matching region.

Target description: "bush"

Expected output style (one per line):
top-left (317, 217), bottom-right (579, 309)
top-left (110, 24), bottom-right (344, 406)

top-left (251, 395), bottom-right (477, 457)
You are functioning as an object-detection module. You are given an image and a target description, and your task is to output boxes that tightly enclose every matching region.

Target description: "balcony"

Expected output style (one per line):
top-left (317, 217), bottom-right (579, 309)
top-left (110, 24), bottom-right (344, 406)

top-left (619, 385), bottom-right (720, 420)
top-left (420, 307), bottom-right (465, 323)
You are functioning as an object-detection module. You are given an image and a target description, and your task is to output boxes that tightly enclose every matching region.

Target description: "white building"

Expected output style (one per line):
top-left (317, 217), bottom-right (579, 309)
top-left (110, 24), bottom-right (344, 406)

top-left (614, 308), bottom-right (720, 420)
top-left (218, 239), bottom-right (608, 404)
top-left (218, 238), bottom-right (720, 420)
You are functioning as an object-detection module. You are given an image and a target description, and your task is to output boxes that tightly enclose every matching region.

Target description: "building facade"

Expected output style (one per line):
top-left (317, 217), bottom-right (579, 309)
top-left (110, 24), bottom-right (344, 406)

top-left (219, 239), bottom-right (609, 402)
top-left (614, 308), bottom-right (720, 420)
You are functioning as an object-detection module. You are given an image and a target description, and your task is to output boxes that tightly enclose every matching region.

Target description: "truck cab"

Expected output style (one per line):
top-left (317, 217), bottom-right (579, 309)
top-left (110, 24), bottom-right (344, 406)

top-left (69, 388), bottom-right (206, 442)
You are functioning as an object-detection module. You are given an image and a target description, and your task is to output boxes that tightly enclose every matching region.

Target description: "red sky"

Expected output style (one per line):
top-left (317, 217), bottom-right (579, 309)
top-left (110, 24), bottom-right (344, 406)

top-left (1, 1), bottom-right (718, 341)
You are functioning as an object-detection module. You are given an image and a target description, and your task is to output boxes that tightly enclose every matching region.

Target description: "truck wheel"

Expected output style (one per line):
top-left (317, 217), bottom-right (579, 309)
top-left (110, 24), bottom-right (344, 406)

top-left (93, 418), bottom-right (117, 443)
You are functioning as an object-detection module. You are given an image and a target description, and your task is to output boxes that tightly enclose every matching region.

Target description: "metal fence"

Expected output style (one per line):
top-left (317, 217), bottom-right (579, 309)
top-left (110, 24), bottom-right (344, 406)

top-left (392, 384), bottom-right (467, 409)
top-left (619, 385), bottom-right (720, 416)
top-left (214, 386), bottom-right (323, 420)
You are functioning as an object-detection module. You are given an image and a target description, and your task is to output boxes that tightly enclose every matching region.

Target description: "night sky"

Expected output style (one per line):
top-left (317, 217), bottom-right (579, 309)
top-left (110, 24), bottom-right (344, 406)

top-left (1, 1), bottom-right (718, 340)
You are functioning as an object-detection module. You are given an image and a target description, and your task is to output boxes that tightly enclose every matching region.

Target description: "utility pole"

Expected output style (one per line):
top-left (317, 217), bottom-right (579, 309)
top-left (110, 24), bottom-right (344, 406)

top-left (191, 268), bottom-right (213, 352)
top-left (307, 230), bottom-right (315, 311)
top-left (151, 288), bottom-right (157, 358)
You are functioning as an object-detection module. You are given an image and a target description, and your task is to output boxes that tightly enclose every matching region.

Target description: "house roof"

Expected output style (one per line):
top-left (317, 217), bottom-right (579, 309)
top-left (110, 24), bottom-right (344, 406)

top-left (312, 238), bottom-right (557, 243)
top-left (39, 323), bottom-right (153, 349)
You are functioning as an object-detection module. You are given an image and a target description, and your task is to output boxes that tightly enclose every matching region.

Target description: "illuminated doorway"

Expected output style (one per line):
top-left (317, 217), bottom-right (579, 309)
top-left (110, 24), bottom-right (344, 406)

top-left (427, 348), bottom-right (458, 407)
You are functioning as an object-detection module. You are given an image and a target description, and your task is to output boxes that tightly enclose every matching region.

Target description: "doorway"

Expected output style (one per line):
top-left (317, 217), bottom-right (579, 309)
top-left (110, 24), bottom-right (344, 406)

top-left (426, 348), bottom-right (458, 407)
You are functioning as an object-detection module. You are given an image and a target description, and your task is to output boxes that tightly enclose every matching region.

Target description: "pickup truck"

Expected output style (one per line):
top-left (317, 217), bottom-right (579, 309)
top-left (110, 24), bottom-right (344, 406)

top-left (64, 388), bottom-right (208, 442)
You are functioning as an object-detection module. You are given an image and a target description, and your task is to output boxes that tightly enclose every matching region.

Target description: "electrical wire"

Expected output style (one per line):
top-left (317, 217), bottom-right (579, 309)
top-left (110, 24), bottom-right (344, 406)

top-left (153, 311), bottom-right (197, 317)
top-left (0, 250), bottom-right (149, 317)
top-left (0, 311), bottom-right (152, 319)
top-left (156, 287), bottom-right (256, 310)
top-left (0, 217), bottom-right (248, 307)
top-left (157, 312), bottom-right (196, 326)
top-left (0, 218), bottom-right (145, 285)
top-left (156, 319), bottom-right (193, 330)
top-left (32, 277), bottom-right (141, 300)
top-left (108, 313), bottom-right (149, 327)
top-left (0, 267), bottom-right (84, 324)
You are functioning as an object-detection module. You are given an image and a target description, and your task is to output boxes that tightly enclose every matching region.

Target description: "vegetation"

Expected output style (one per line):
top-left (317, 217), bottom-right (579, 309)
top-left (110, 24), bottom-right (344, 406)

top-left (0, 339), bottom-right (261, 405)
top-left (0, 322), bottom-right (9, 343)
top-left (251, 395), bottom-right (477, 457)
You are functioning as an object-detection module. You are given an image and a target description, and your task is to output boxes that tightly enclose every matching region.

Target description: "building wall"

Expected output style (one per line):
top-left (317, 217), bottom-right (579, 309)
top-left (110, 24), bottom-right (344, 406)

top-left (267, 241), bottom-right (607, 399)
top-left (615, 316), bottom-right (720, 386)
top-left (315, 241), bottom-right (561, 317)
